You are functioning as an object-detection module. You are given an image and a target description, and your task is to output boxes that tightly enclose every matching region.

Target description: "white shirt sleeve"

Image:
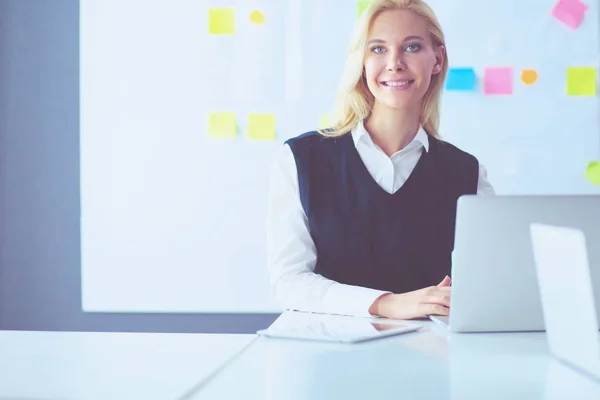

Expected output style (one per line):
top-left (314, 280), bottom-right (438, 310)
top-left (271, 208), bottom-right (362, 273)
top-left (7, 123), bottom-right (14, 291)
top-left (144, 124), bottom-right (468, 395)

top-left (477, 163), bottom-right (496, 195)
top-left (266, 144), bottom-right (391, 318)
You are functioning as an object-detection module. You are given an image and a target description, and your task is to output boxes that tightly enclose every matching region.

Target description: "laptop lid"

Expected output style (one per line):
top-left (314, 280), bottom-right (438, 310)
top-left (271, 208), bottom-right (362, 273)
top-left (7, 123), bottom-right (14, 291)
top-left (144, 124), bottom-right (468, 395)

top-left (530, 223), bottom-right (600, 377)
top-left (450, 195), bottom-right (600, 333)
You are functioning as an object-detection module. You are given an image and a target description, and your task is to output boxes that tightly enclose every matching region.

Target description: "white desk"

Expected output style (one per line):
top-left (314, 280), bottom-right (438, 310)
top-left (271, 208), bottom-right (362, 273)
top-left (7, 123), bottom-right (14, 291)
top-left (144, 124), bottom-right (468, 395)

top-left (188, 312), bottom-right (600, 400)
top-left (0, 330), bottom-right (255, 400)
top-left (2, 315), bottom-right (600, 400)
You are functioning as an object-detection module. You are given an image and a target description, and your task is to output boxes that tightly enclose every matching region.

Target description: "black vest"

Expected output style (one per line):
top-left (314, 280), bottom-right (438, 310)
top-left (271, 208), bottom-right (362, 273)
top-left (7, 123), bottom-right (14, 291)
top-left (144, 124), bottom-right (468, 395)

top-left (285, 130), bottom-right (478, 294)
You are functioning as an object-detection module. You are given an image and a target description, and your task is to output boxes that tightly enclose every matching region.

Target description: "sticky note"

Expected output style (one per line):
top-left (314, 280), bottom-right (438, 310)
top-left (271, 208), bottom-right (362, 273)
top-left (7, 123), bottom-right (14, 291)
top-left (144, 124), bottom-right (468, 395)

top-left (209, 8), bottom-right (235, 35)
top-left (445, 68), bottom-right (477, 91)
top-left (483, 67), bottom-right (513, 96)
top-left (585, 162), bottom-right (600, 185)
top-left (358, 1), bottom-right (371, 17)
top-left (249, 10), bottom-right (265, 24)
top-left (208, 112), bottom-right (237, 138)
top-left (567, 67), bottom-right (597, 96)
top-left (247, 114), bottom-right (276, 141)
top-left (521, 69), bottom-right (539, 85)
top-left (320, 115), bottom-right (330, 129)
top-left (551, 0), bottom-right (589, 29)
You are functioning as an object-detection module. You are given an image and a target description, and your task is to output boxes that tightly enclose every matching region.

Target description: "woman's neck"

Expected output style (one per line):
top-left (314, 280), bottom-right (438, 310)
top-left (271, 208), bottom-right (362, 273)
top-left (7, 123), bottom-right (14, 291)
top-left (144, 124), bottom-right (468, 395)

top-left (364, 102), bottom-right (422, 157)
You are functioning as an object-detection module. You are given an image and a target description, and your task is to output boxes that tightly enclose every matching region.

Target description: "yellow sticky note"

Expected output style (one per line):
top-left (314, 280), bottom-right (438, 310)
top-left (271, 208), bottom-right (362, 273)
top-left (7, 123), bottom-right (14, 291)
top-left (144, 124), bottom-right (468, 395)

top-left (567, 67), bottom-right (597, 96)
top-left (247, 114), bottom-right (276, 141)
top-left (358, 1), bottom-right (371, 17)
top-left (208, 112), bottom-right (237, 138)
top-left (209, 8), bottom-right (235, 35)
top-left (585, 161), bottom-right (600, 185)
top-left (320, 115), bottom-right (330, 129)
top-left (249, 10), bottom-right (265, 25)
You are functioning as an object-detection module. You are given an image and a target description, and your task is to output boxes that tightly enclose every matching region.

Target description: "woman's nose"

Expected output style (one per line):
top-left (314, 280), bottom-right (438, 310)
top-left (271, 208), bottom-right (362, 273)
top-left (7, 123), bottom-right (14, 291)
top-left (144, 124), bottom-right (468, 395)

top-left (387, 52), bottom-right (406, 72)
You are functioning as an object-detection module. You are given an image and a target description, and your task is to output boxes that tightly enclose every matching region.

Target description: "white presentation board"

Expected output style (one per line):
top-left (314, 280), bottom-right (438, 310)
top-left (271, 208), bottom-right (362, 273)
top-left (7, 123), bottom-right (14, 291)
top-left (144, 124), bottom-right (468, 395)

top-left (80, 0), bottom-right (599, 313)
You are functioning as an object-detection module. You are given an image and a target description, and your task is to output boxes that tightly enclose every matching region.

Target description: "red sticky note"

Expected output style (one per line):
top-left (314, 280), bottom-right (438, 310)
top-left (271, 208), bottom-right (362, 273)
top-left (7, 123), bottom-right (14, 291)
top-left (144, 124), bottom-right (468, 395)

top-left (483, 67), bottom-right (513, 96)
top-left (551, 0), bottom-right (589, 29)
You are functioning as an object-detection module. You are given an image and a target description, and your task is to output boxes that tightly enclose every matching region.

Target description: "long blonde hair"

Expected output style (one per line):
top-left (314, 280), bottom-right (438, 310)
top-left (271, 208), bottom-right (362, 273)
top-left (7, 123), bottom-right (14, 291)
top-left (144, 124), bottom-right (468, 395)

top-left (320, 0), bottom-right (448, 138)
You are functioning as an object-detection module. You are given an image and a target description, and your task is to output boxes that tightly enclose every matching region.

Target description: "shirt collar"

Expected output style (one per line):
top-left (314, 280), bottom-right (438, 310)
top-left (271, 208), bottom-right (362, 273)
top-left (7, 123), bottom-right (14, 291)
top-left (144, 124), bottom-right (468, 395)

top-left (351, 120), bottom-right (430, 153)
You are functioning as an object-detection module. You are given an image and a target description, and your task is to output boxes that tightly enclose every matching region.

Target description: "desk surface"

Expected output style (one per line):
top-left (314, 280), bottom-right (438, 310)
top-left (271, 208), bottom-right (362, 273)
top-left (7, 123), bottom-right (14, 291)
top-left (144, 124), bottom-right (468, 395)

top-left (2, 313), bottom-right (600, 400)
top-left (0, 330), bottom-right (255, 400)
top-left (188, 312), bottom-right (600, 400)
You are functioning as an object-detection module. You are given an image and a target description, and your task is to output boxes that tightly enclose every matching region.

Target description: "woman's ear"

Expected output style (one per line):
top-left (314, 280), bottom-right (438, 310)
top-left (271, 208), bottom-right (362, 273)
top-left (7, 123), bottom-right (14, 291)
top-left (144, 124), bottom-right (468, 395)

top-left (432, 45), bottom-right (446, 75)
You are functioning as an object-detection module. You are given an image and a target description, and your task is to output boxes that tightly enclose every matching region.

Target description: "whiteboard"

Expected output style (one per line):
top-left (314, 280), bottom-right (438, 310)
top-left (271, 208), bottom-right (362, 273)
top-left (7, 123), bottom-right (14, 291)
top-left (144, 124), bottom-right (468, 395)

top-left (80, 0), bottom-right (599, 313)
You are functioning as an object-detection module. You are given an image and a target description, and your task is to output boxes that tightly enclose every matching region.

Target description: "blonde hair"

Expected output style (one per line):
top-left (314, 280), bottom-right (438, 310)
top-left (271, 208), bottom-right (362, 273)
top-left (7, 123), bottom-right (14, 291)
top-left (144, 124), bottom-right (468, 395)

top-left (320, 0), bottom-right (448, 139)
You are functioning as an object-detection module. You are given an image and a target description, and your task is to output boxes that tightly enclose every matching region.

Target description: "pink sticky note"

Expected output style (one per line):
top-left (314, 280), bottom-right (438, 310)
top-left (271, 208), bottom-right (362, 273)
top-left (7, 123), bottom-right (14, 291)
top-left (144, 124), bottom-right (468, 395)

top-left (551, 0), bottom-right (589, 29)
top-left (483, 67), bottom-right (513, 96)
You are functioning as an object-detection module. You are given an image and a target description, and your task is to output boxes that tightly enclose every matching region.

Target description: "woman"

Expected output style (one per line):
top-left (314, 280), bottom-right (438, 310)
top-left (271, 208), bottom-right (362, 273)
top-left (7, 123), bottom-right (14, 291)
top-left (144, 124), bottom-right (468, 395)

top-left (267, 0), bottom-right (494, 320)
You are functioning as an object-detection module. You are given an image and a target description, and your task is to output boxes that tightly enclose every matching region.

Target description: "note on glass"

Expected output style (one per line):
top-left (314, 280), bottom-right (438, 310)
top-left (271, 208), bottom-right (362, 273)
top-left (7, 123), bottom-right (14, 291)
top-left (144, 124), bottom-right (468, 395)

top-left (249, 10), bottom-right (265, 25)
top-left (208, 112), bottom-right (237, 138)
top-left (445, 68), bottom-right (477, 91)
top-left (567, 67), bottom-right (597, 96)
top-left (247, 114), bottom-right (276, 141)
top-left (550, 0), bottom-right (589, 29)
top-left (585, 162), bottom-right (600, 185)
top-left (358, 1), bottom-right (371, 17)
top-left (483, 67), bottom-right (513, 96)
top-left (209, 8), bottom-right (235, 35)
top-left (521, 69), bottom-right (539, 86)
top-left (320, 115), bottom-right (330, 129)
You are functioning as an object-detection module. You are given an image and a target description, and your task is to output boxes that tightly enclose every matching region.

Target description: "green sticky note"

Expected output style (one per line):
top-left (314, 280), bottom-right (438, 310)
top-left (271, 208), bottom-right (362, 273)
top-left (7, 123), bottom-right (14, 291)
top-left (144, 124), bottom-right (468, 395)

top-left (319, 115), bottom-right (330, 129)
top-left (208, 112), bottom-right (237, 138)
top-left (209, 8), bottom-right (235, 35)
top-left (247, 114), bottom-right (276, 141)
top-left (358, 1), bottom-right (371, 17)
top-left (567, 67), bottom-right (597, 96)
top-left (585, 161), bottom-right (600, 185)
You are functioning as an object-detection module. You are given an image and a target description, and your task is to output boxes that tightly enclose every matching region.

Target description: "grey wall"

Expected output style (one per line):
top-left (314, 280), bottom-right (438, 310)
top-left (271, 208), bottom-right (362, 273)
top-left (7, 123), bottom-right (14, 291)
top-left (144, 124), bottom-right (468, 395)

top-left (0, 0), bottom-right (279, 333)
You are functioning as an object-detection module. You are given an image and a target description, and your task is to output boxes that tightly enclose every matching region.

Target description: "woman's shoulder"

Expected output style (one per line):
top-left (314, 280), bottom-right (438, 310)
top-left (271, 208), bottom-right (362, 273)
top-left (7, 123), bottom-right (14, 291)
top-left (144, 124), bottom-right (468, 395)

top-left (285, 130), bottom-right (323, 145)
top-left (430, 136), bottom-right (477, 161)
top-left (286, 128), bottom-right (353, 144)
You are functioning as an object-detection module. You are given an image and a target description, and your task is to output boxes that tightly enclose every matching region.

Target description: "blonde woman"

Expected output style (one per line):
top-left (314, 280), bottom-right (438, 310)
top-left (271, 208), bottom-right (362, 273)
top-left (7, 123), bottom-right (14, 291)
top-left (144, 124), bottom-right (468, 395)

top-left (267, 0), bottom-right (494, 320)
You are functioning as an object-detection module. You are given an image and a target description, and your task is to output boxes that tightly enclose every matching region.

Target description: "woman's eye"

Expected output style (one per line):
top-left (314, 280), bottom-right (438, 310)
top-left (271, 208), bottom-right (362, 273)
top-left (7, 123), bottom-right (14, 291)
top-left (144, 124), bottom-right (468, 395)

top-left (405, 44), bottom-right (421, 52)
top-left (372, 46), bottom-right (385, 53)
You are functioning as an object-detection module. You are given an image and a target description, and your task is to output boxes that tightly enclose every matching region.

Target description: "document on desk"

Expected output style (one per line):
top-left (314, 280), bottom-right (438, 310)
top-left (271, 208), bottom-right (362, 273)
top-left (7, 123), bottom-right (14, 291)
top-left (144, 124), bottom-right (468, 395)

top-left (257, 311), bottom-right (421, 343)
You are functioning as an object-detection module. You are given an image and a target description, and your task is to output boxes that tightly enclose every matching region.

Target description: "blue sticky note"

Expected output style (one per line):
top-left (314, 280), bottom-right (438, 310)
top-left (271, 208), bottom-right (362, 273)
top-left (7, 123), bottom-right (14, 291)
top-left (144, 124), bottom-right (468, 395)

top-left (445, 68), bottom-right (477, 91)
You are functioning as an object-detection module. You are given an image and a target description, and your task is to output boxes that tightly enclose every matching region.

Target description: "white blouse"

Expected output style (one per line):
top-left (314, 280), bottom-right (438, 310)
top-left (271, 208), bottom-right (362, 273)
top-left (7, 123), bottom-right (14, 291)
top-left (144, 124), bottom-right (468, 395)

top-left (267, 122), bottom-right (495, 318)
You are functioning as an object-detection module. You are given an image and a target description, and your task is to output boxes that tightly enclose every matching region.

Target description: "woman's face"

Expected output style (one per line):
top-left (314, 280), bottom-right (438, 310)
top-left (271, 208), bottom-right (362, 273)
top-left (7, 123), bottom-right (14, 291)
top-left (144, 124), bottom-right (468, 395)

top-left (363, 9), bottom-right (444, 112)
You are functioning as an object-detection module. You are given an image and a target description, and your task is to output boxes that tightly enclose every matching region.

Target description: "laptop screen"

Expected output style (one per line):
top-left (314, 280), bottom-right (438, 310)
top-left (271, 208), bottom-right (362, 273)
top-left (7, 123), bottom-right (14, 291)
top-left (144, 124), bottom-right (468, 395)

top-left (530, 223), bottom-right (600, 370)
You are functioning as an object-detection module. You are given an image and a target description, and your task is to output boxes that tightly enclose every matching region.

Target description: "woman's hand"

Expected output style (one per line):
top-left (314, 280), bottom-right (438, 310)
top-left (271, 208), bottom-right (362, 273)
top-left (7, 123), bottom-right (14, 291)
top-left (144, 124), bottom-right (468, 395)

top-left (369, 276), bottom-right (452, 320)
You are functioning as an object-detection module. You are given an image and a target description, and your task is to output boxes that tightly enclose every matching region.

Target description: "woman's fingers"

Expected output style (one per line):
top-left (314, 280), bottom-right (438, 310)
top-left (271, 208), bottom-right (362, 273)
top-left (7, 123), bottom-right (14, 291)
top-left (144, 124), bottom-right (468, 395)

top-left (424, 294), bottom-right (451, 307)
top-left (437, 275), bottom-right (452, 287)
top-left (425, 304), bottom-right (449, 316)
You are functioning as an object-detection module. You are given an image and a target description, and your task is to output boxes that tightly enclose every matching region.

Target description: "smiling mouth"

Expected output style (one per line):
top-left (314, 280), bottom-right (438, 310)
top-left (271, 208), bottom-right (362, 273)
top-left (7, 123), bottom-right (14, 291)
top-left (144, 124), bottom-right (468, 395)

top-left (381, 80), bottom-right (415, 87)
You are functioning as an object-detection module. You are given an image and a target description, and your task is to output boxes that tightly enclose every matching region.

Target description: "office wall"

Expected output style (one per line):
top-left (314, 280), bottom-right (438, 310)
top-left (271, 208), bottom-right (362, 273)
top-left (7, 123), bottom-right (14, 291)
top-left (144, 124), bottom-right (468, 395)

top-left (79, 0), bottom-right (600, 315)
top-left (0, 0), bottom-right (278, 333)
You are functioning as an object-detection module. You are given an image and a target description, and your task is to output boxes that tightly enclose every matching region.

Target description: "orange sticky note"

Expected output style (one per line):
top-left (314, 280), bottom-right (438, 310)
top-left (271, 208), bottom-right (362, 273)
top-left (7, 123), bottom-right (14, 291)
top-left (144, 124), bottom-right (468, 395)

top-left (247, 114), bottom-right (276, 141)
top-left (208, 112), bottom-right (237, 138)
top-left (521, 69), bottom-right (538, 85)
top-left (209, 8), bottom-right (235, 35)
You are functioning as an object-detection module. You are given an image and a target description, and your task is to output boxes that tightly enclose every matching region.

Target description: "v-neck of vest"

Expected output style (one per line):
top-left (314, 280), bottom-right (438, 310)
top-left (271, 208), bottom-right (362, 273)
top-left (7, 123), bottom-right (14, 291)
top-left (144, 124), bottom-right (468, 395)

top-left (344, 132), bottom-right (431, 199)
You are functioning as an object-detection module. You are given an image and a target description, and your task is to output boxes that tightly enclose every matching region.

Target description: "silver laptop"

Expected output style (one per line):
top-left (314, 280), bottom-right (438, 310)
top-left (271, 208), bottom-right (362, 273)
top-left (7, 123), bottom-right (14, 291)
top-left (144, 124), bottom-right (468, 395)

top-left (530, 223), bottom-right (600, 381)
top-left (430, 195), bottom-right (600, 332)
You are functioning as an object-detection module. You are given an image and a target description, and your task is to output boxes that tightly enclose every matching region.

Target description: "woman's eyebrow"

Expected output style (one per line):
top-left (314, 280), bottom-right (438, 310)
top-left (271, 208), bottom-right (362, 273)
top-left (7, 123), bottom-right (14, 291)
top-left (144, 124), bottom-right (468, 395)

top-left (367, 35), bottom-right (425, 45)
